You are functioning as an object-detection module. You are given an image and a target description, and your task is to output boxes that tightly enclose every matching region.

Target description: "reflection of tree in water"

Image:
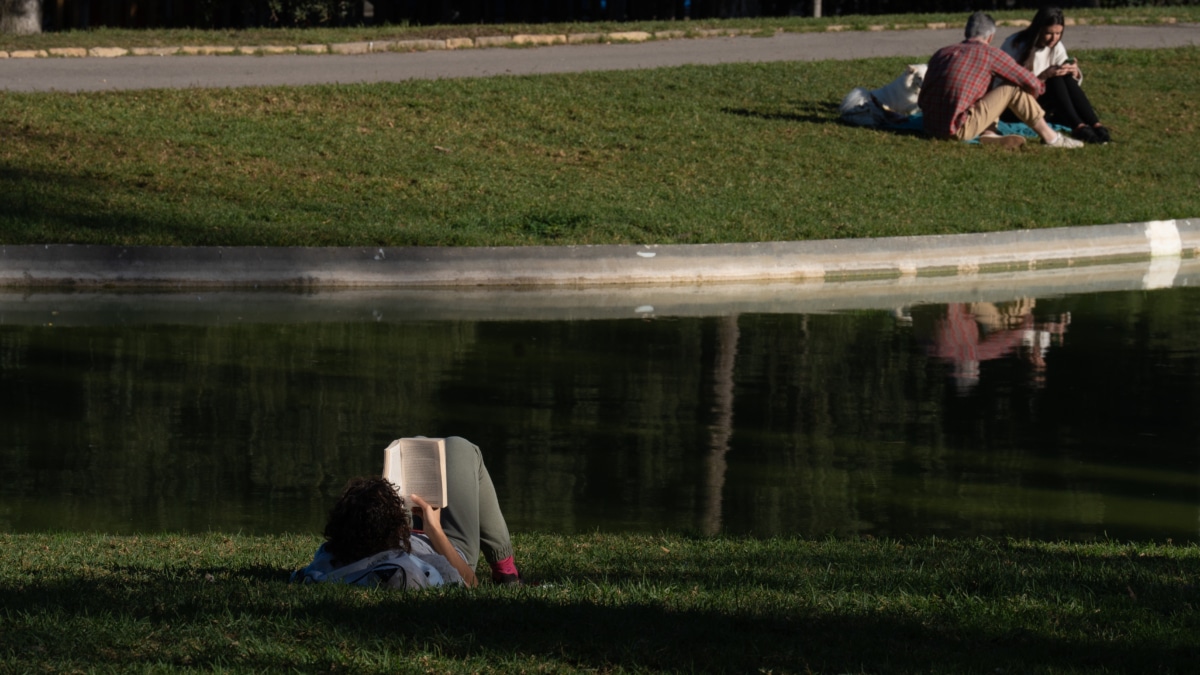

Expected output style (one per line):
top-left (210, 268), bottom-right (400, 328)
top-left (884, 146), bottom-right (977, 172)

top-left (702, 314), bottom-right (739, 535)
top-left (5, 289), bottom-right (1200, 539)
top-left (0, 321), bottom-right (480, 533)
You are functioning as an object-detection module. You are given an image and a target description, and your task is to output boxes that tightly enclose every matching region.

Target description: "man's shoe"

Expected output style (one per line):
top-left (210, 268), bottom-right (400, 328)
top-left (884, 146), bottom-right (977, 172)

top-left (979, 134), bottom-right (1025, 149)
top-left (1046, 133), bottom-right (1084, 149)
top-left (1093, 126), bottom-right (1111, 144)
top-left (1072, 126), bottom-right (1099, 144)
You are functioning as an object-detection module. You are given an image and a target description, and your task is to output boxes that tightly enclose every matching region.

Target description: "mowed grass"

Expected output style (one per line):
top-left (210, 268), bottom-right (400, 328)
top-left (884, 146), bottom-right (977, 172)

top-left (1, 47), bottom-right (1198, 247)
top-left (2, 532), bottom-right (1198, 673)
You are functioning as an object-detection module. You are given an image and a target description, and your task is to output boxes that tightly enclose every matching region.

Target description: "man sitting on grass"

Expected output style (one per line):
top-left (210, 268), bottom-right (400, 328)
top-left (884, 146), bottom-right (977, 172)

top-left (919, 11), bottom-right (1083, 149)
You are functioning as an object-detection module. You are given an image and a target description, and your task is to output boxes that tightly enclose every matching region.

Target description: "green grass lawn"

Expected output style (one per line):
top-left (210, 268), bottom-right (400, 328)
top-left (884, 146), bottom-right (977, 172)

top-left (2, 532), bottom-right (1197, 673)
top-left (2, 46), bottom-right (1198, 248)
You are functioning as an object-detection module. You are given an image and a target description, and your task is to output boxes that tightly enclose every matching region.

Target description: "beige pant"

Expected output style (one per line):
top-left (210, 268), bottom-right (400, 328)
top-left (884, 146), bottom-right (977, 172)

top-left (953, 84), bottom-right (1046, 141)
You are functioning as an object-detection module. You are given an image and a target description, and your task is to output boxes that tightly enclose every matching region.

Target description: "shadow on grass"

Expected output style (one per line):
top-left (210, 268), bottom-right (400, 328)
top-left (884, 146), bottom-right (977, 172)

top-left (0, 162), bottom-right (339, 247)
top-left (723, 106), bottom-right (829, 125)
top-left (1, 580), bottom-right (1189, 673)
top-left (3, 547), bottom-right (1198, 673)
top-left (723, 102), bottom-right (930, 139)
top-left (723, 102), bottom-right (842, 126)
top-left (0, 166), bottom-right (215, 246)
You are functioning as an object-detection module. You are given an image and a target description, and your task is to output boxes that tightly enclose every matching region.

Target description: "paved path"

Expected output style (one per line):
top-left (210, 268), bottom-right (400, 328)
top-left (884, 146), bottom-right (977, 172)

top-left (2, 23), bottom-right (1198, 92)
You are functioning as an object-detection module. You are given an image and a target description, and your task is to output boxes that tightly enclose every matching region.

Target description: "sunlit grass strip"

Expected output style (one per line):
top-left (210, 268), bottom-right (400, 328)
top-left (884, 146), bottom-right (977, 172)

top-left (2, 7), bottom-right (1198, 51)
top-left (2, 48), bottom-right (1199, 248)
top-left (2, 532), bottom-right (1198, 673)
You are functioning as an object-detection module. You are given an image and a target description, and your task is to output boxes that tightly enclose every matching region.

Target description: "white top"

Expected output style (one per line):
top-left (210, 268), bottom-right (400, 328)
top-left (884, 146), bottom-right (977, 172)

top-left (1000, 32), bottom-right (1082, 85)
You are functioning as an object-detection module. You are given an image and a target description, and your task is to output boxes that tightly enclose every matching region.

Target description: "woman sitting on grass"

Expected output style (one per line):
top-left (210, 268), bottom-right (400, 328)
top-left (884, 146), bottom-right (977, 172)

top-left (293, 436), bottom-right (521, 589)
top-left (1000, 6), bottom-right (1111, 144)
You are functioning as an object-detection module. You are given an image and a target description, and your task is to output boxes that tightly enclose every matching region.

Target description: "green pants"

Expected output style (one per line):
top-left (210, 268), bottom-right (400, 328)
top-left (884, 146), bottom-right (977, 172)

top-left (438, 436), bottom-right (515, 568)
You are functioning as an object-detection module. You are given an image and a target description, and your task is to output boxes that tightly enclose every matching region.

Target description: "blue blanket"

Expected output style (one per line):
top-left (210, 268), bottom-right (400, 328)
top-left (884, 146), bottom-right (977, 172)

top-left (884, 112), bottom-right (1070, 142)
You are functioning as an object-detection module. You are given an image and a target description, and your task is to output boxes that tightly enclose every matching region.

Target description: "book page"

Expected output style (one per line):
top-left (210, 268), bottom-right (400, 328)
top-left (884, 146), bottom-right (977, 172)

top-left (382, 439), bottom-right (405, 490)
top-left (384, 437), bottom-right (448, 509)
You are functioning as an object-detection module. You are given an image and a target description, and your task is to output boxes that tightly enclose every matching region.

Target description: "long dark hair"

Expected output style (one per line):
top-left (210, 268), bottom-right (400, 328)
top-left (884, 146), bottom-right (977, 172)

top-left (323, 477), bottom-right (412, 566)
top-left (1014, 7), bottom-right (1066, 66)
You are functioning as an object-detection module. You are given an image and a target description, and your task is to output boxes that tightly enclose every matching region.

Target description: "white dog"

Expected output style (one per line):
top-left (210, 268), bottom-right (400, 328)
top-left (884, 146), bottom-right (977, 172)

top-left (839, 64), bottom-right (928, 127)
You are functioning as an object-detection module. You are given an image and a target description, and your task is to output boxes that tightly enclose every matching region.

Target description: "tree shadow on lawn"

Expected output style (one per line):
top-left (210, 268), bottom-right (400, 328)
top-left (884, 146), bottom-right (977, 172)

top-left (0, 166), bottom-right (202, 246)
top-left (723, 106), bottom-right (830, 125)
top-left (723, 100), bottom-right (841, 126)
top-left (2, 559), bottom-right (1196, 673)
top-left (287, 594), bottom-right (1187, 673)
top-left (723, 102), bottom-right (929, 138)
top-left (1, 583), bottom-right (1188, 673)
top-left (0, 165), bottom-right (307, 247)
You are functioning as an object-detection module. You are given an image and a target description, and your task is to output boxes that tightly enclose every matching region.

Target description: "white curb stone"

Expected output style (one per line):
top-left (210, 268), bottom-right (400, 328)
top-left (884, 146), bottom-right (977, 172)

top-left (87, 47), bottom-right (128, 57)
top-left (474, 36), bottom-right (513, 47)
top-left (513, 34), bottom-right (566, 46)
top-left (330, 41), bottom-right (372, 54)
top-left (609, 31), bottom-right (652, 42)
top-left (391, 39), bottom-right (447, 51)
top-left (131, 46), bottom-right (180, 56)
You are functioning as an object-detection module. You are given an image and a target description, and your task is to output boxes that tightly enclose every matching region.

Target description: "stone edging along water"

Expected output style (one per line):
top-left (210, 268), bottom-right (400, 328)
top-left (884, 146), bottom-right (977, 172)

top-left (0, 16), bottom-right (1174, 60)
top-left (1, 218), bottom-right (1197, 289)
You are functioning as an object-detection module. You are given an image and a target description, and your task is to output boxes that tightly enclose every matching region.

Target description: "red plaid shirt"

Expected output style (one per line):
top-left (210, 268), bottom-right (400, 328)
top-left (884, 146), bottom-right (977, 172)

top-left (918, 39), bottom-right (1045, 139)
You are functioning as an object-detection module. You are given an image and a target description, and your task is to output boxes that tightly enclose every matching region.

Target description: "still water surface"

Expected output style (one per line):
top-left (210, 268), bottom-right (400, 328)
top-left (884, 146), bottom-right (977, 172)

top-left (2, 264), bottom-right (1198, 541)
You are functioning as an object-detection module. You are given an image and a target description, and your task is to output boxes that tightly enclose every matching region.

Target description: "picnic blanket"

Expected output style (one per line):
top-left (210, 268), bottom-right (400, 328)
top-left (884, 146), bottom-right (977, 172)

top-left (880, 113), bottom-right (1071, 142)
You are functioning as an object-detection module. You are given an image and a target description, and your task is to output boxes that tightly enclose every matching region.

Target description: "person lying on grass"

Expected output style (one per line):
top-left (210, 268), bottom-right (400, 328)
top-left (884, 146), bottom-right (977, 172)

top-left (292, 436), bottom-right (521, 588)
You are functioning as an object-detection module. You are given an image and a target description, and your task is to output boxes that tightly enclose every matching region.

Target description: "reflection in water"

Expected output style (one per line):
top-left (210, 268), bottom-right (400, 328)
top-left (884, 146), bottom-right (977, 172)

top-left (1, 278), bottom-right (1198, 541)
top-left (702, 314), bottom-right (739, 536)
top-left (918, 299), bottom-right (1071, 394)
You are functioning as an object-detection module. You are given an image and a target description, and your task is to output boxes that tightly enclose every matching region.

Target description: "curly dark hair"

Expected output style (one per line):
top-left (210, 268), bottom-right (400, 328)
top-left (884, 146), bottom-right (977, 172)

top-left (323, 477), bottom-right (412, 566)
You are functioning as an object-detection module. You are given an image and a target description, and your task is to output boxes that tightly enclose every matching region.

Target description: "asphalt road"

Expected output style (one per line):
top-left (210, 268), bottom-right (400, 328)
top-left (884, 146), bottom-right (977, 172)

top-left (2, 23), bottom-right (1198, 92)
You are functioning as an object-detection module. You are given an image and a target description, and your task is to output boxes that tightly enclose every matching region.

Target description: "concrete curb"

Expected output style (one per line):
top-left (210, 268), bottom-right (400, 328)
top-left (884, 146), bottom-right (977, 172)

top-left (0, 16), bottom-right (1178, 60)
top-left (4, 257), bottom-right (1199, 326)
top-left (2, 219), bottom-right (1196, 289)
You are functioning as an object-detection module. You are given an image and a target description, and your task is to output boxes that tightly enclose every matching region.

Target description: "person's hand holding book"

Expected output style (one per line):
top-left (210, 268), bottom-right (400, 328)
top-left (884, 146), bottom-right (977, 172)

top-left (410, 493), bottom-right (478, 587)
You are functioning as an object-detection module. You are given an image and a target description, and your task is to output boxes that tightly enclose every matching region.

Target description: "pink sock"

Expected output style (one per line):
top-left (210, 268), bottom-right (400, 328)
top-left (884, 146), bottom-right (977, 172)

top-left (490, 555), bottom-right (519, 579)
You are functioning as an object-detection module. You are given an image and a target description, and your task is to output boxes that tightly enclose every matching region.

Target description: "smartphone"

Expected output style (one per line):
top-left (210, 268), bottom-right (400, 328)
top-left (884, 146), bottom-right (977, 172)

top-left (1065, 58), bottom-right (1076, 65)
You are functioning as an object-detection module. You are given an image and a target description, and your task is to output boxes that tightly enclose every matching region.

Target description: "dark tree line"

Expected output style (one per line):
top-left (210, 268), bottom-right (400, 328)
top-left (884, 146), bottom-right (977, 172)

top-left (39, 0), bottom-right (799, 28)
top-left (31, 0), bottom-right (1182, 31)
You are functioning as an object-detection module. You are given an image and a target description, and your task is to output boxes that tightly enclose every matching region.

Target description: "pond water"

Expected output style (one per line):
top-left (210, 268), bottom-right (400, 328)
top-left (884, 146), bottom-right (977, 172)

top-left (2, 260), bottom-right (1198, 541)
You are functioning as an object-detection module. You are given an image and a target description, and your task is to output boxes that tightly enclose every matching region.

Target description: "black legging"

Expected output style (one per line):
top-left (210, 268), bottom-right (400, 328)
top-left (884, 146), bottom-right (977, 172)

top-left (1038, 75), bottom-right (1100, 128)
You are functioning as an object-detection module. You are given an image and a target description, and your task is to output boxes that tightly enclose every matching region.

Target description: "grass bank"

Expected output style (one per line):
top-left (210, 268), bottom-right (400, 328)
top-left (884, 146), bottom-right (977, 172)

top-left (2, 47), bottom-right (1199, 247)
top-left (1, 533), bottom-right (1197, 673)
top-left (1, 8), bottom-right (1197, 51)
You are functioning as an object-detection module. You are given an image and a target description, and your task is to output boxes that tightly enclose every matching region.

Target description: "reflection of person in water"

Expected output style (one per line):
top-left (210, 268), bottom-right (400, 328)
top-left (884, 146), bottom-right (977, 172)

top-left (917, 299), bottom-right (1069, 393)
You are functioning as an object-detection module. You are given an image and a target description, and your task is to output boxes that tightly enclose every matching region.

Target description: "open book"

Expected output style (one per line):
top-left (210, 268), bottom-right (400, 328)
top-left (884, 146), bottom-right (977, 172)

top-left (382, 437), bottom-right (448, 509)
